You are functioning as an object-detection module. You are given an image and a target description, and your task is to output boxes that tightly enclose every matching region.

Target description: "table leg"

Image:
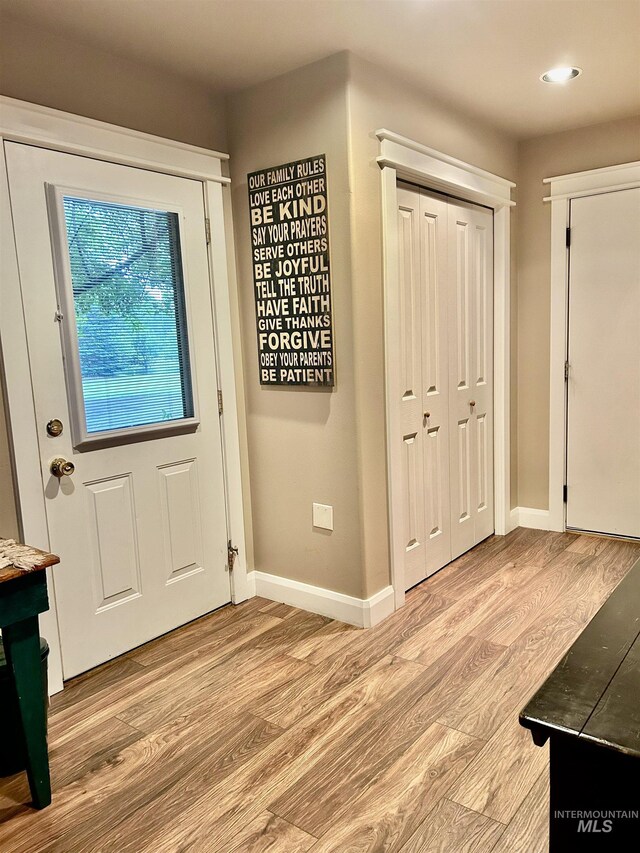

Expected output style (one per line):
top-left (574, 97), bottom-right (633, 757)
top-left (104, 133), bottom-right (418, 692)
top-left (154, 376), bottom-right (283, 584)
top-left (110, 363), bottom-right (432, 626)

top-left (2, 616), bottom-right (51, 809)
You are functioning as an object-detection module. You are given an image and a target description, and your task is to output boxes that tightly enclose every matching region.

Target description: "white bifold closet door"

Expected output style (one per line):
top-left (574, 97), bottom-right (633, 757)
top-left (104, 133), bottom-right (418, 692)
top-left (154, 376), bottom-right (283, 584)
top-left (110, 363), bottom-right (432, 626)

top-left (397, 183), bottom-right (494, 591)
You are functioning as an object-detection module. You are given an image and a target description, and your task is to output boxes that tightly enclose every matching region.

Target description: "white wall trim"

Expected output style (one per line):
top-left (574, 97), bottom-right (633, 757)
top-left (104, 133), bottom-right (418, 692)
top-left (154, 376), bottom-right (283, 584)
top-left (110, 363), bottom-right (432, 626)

top-left (0, 139), bottom-right (66, 693)
top-left (547, 160), bottom-right (640, 536)
top-left (377, 129), bottom-right (514, 611)
top-left (543, 161), bottom-right (640, 200)
top-left (0, 96), bottom-right (230, 184)
top-left (0, 98), bottom-right (245, 693)
top-left (376, 129), bottom-right (515, 210)
top-left (248, 571), bottom-right (395, 628)
top-left (204, 182), bottom-right (251, 604)
top-left (510, 507), bottom-right (555, 531)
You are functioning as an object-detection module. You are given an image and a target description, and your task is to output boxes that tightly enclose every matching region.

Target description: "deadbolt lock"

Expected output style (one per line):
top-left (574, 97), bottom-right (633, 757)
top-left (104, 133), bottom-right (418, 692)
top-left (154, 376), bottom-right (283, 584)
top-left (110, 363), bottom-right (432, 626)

top-left (46, 418), bottom-right (64, 437)
top-left (50, 457), bottom-right (75, 478)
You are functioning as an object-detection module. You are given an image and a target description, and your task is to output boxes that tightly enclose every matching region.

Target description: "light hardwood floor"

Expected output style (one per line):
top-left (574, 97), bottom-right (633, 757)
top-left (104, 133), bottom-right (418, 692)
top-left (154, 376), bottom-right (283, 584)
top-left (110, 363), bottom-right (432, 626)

top-left (1, 528), bottom-right (638, 852)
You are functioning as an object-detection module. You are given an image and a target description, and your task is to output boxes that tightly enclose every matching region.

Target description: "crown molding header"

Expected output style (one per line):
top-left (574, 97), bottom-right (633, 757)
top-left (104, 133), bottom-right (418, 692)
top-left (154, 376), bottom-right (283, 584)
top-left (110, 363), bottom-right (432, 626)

top-left (375, 128), bottom-right (515, 209)
top-left (0, 96), bottom-right (230, 185)
top-left (543, 160), bottom-right (640, 202)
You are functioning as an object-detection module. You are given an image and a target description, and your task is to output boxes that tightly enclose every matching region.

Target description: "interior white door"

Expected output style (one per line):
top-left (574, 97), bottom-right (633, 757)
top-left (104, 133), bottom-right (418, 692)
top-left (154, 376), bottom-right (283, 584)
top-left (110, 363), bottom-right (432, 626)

top-left (5, 142), bottom-right (231, 677)
top-left (396, 185), bottom-right (493, 590)
top-left (448, 200), bottom-right (494, 560)
top-left (566, 188), bottom-right (640, 539)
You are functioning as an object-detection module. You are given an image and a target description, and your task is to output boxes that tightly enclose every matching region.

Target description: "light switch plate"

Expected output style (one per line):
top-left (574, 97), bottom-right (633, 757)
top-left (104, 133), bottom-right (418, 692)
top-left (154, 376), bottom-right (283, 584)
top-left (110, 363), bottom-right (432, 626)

top-left (313, 502), bottom-right (334, 531)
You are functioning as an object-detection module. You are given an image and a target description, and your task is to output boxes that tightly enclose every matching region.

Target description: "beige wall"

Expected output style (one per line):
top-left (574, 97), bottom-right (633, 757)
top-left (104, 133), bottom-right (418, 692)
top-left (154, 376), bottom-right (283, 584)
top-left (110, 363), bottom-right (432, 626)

top-left (346, 55), bottom-right (519, 594)
top-left (0, 33), bottom-right (520, 598)
top-left (3, 16), bottom-right (636, 597)
top-left (0, 14), bottom-right (228, 151)
top-left (517, 116), bottom-right (640, 509)
top-left (228, 53), bottom-right (519, 600)
top-left (227, 54), bottom-right (366, 597)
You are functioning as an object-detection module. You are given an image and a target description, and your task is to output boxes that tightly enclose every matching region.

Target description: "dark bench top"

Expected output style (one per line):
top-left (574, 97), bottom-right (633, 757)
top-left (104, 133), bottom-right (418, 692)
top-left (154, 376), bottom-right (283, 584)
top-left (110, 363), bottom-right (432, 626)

top-left (520, 556), bottom-right (640, 759)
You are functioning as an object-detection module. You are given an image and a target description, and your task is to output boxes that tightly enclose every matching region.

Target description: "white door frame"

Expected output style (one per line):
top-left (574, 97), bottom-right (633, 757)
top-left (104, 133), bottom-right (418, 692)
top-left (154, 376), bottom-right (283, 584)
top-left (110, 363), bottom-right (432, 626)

top-left (377, 130), bottom-right (515, 609)
top-left (0, 97), bottom-right (250, 693)
top-left (545, 160), bottom-right (640, 533)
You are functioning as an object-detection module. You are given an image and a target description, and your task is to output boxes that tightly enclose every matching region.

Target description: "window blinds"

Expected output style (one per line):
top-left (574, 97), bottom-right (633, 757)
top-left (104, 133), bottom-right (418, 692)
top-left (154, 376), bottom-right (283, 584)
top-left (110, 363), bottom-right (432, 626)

top-left (62, 197), bottom-right (194, 434)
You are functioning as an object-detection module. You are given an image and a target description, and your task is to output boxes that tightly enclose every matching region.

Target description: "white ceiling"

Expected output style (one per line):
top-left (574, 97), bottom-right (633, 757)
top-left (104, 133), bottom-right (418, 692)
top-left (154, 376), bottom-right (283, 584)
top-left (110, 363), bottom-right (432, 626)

top-left (3, 0), bottom-right (640, 138)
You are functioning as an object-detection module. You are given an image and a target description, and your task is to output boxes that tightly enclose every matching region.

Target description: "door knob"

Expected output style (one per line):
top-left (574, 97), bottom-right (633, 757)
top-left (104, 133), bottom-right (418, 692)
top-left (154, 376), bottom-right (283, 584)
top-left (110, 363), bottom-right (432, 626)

top-left (50, 457), bottom-right (75, 478)
top-left (469, 400), bottom-right (476, 408)
top-left (423, 412), bottom-right (431, 421)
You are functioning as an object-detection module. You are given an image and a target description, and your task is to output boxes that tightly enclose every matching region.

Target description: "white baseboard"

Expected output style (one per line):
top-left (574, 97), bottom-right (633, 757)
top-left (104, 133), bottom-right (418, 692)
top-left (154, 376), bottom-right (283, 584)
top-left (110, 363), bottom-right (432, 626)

top-left (506, 508), bottom-right (519, 534)
top-left (246, 570), bottom-right (257, 598)
top-left (246, 570), bottom-right (395, 628)
top-left (510, 506), bottom-right (560, 531)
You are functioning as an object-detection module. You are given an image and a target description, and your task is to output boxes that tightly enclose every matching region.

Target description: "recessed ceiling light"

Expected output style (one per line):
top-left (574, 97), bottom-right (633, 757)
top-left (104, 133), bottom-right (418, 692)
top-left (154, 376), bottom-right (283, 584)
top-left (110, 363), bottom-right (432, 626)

top-left (540, 67), bottom-right (582, 84)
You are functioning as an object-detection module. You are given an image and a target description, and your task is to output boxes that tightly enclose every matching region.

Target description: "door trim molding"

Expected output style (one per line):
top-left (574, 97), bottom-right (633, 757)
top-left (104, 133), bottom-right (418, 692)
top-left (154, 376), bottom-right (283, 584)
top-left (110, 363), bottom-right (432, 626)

top-left (546, 161), bottom-right (640, 534)
top-left (0, 98), bottom-right (247, 693)
top-left (0, 96), bottom-right (230, 183)
top-left (377, 129), bottom-right (514, 610)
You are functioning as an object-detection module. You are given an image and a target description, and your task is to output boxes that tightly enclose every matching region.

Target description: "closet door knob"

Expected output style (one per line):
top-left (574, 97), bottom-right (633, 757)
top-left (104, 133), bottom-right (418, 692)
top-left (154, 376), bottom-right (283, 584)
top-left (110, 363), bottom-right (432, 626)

top-left (423, 412), bottom-right (431, 421)
top-left (469, 400), bottom-right (476, 408)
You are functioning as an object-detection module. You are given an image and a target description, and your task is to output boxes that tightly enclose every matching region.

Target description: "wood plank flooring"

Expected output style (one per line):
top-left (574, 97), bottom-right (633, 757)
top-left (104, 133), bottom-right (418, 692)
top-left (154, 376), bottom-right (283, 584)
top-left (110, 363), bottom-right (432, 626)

top-left (1, 529), bottom-right (638, 852)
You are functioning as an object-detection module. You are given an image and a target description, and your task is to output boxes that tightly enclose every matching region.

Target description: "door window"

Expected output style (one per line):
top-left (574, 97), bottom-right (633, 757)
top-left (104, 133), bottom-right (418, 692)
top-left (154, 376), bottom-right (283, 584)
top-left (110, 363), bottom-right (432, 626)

top-left (49, 189), bottom-right (197, 447)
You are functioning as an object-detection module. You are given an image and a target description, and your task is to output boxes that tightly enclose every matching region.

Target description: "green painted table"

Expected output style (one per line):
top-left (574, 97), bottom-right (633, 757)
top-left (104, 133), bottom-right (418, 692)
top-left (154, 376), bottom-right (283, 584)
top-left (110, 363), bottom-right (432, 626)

top-left (0, 540), bottom-right (59, 809)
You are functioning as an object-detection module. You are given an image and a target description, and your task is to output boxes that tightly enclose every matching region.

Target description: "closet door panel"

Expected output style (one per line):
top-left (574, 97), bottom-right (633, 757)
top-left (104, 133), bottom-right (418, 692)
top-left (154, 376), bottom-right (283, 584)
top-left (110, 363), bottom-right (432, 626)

top-left (420, 192), bottom-right (452, 576)
top-left (397, 185), bottom-right (427, 589)
top-left (470, 208), bottom-right (494, 543)
top-left (448, 206), bottom-right (476, 559)
top-left (448, 201), bottom-right (494, 555)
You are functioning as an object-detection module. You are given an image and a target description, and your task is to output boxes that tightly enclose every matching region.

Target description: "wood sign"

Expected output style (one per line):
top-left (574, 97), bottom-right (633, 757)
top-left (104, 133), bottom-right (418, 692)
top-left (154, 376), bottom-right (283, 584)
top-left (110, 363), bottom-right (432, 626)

top-left (248, 154), bottom-right (334, 386)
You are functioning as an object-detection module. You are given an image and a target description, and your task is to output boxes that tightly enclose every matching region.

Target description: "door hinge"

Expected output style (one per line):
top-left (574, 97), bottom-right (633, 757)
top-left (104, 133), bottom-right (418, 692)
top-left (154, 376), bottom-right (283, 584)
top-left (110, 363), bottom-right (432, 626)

top-left (227, 540), bottom-right (239, 571)
top-left (217, 389), bottom-right (223, 415)
top-left (563, 484), bottom-right (568, 503)
top-left (564, 361), bottom-right (570, 381)
top-left (205, 217), bottom-right (211, 245)
top-left (565, 227), bottom-right (571, 248)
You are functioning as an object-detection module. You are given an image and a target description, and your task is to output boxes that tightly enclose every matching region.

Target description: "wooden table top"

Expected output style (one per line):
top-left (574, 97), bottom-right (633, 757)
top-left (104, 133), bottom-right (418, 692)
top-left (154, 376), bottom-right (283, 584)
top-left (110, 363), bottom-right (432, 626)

top-left (0, 538), bottom-right (60, 585)
top-left (520, 557), bottom-right (640, 759)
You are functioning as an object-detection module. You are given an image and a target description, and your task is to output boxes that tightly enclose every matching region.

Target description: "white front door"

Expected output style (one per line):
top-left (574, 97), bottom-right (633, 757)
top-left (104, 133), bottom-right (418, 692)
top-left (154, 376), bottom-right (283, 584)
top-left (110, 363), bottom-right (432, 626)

top-left (5, 142), bottom-right (231, 677)
top-left (396, 184), bottom-right (494, 590)
top-left (566, 188), bottom-right (640, 539)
